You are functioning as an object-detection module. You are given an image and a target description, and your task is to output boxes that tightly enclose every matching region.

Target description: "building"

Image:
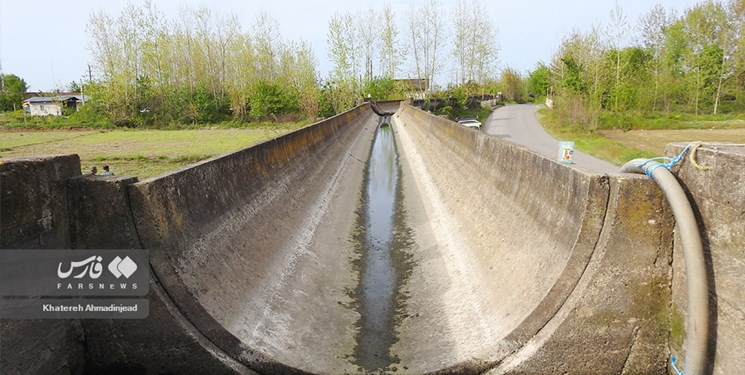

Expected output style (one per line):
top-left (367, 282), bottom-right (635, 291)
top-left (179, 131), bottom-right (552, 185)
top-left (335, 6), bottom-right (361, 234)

top-left (393, 78), bottom-right (430, 100)
top-left (22, 94), bottom-right (88, 116)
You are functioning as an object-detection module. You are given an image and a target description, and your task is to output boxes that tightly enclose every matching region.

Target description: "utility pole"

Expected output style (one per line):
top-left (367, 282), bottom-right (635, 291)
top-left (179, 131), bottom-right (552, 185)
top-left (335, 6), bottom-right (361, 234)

top-left (82, 64), bottom-right (93, 105)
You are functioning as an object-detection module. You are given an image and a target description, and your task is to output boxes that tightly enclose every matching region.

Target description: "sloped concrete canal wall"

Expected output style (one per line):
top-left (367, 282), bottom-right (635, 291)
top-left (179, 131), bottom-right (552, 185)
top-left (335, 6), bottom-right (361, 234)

top-left (2, 104), bottom-right (743, 374)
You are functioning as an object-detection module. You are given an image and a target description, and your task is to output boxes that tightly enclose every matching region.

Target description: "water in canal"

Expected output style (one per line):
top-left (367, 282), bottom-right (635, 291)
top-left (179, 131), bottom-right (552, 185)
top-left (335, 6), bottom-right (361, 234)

top-left (353, 117), bottom-right (405, 372)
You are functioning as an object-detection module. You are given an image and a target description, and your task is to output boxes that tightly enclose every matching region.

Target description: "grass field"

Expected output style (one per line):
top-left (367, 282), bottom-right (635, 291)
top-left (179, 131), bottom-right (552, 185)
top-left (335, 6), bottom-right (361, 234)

top-left (541, 128), bottom-right (658, 165)
top-left (599, 111), bottom-right (745, 131)
top-left (545, 127), bottom-right (745, 166)
top-left (599, 129), bottom-right (745, 155)
top-left (537, 108), bottom-right (745, 165)
top-left (5, 109), bottom-right (745, 178)
top-left (0, 125), bottom-right (302, 179)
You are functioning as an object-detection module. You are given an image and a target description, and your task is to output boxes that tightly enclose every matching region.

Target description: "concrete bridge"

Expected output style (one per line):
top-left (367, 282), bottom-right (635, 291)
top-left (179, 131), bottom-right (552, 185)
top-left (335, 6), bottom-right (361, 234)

top-left (1, 102), bottom-right (744, 374)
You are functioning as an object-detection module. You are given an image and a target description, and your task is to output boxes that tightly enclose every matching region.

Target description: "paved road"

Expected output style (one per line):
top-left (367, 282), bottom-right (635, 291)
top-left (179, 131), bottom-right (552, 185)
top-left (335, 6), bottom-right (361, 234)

top-left (483, 104), bottom-right (618, 174)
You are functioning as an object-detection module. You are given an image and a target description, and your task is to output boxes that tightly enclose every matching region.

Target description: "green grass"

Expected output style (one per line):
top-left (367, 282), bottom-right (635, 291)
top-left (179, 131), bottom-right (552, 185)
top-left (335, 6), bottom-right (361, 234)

top-left (0, 110), bottom-right (114, 129)
top-left (599, 111), bottom-right (745, 131)
top-left (0, 131), bottom-right (99, 149)
top-left (538, 108), bottom-right (657, 165)
top-left (0, 126), bottom-right (303, 179)
top-left (442, 105), bottom-right (494, 123)
top-left (0, 109), bottom-right (312, 131)
top-left (545, 127), bottom-right (657, 166)
top-left (537, 107), bottom-right (745, 165)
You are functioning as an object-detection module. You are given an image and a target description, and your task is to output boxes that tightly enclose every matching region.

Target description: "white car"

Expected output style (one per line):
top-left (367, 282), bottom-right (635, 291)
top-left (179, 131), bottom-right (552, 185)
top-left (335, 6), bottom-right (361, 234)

top-left (457, 117), bottom-right (482, 130)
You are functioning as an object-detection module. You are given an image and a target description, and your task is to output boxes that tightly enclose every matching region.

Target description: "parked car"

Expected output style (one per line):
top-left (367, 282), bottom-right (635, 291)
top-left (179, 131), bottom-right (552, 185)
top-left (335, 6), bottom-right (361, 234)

top-left (456, 116), bottom-right (482, 130)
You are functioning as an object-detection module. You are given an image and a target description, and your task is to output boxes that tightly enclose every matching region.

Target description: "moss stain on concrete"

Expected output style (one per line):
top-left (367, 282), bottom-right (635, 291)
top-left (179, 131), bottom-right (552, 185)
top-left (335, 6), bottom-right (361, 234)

top-left (670, 305), bottom-right (686, 351)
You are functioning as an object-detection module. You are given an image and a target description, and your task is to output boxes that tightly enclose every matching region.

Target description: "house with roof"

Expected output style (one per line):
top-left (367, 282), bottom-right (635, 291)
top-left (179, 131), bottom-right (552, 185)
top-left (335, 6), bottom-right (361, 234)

top-left (22, 94), bottom-right (88, 116)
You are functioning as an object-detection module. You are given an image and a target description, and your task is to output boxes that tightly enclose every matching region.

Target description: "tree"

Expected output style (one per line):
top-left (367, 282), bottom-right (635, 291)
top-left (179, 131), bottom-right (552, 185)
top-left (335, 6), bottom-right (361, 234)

top-left (542, 0), bottom-right (744, 123)
top-left (680, 1), bottom-right (731, 114)
top-left (730, 0), bottom-right (745, 109)
top-left (224, 23), bottom-right (254, 119)
top-left (605, 46), bottom-right (652, 111)
top-left (361, 76), bottom-right (406, 100)
top-left (278, 40), bottom-right (320, 118)
top-left (408, 0), bottom-right (445, 92)
top-left (327, 12), bottom-right (359, 113)
top-left (0, 74), bottom-right (28, 111)
top-left (659, 16), bottom-right (688, 112)
top-left (607, 1), bottom-right (629, 111)
top-left (88, 2), bottom-right (320, 125)
top-left (499, 67), bottom-right (525, 102)
top-left (528, 62), bottom-right (551, 99)
top-left (452, 0), bottom-right (499, 87)
top-left (252, 12), bottom-right (281, 82)
top-left (68, 81), bottom-right (82, 93)
top-left (639, 4), bottom-right (674, 112)
top-left (452, 0), bottom-right (471, 84)
top-left (328, 12), bottom-right (357, 84)
top-left (324, 77), bottom-right (356, 114)
top-left (378, 4), bottom-right (403, 79)
top-left (357, 8), bottom-right (380, 82)
top-left (548, 29), bottom-right (605, 129)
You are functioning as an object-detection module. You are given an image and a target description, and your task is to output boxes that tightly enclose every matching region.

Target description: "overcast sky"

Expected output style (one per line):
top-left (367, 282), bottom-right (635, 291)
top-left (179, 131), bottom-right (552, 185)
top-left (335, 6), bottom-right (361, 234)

top-left (1, 0), bottom-right (705, 92)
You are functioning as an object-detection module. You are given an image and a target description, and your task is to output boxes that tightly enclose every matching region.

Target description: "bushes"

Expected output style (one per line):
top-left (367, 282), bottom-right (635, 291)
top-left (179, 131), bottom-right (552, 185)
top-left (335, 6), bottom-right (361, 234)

top-left (249, 82), bottom-right (299, 119)
top-left (547, 94), bottom-right (601, 131)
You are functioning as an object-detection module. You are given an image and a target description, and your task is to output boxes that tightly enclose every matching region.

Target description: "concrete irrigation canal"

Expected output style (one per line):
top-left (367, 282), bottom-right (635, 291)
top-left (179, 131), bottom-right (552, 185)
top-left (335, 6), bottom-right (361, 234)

top-left (354, 118), bottom-right (406, 372)
top-left (2, 101), bottom-right (745, 374)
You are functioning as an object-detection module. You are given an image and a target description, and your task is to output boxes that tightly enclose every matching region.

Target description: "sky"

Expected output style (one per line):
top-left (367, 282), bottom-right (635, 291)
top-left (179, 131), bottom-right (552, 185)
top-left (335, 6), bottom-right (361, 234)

top-left (0, 0), bottom-right (706, 92)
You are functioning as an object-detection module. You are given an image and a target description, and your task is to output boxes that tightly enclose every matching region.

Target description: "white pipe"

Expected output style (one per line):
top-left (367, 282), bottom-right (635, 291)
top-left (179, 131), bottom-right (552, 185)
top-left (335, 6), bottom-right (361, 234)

top-left (620, 159), bottom-right (709, 375)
